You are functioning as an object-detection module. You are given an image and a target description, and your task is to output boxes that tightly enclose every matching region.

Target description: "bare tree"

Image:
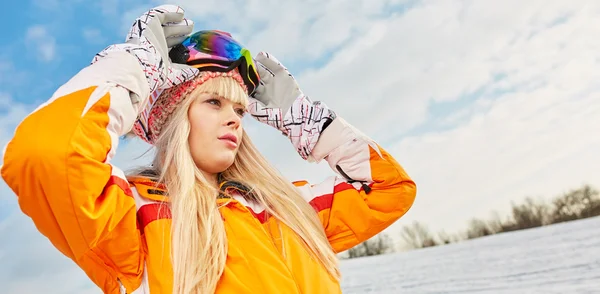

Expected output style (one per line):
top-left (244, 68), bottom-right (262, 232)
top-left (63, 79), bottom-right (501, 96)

top-left (364, 233), bottom-right (393, 256)
top-left (466, 218), bottom-right (494, 239)
top-left (551, 185), bottom-right (600, 223)
top-left (346, 245), bottom-right (363, 259)
top-left (511, 197), bottom-right (550, 229)
top-left (486, 211), bottom-right (506, 234)
top-left (345, 233), bottom-right (394, 259)
top-left (436, 231), bottom-right (454, 245)
top-left (400, 221), bottom-right (438, 249)
top-left (579, 185), bottom-right (600, 218)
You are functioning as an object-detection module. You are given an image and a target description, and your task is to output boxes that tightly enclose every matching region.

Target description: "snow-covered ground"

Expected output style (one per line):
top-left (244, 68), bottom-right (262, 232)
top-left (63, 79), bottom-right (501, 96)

top-left (340, 217), bottom-right (600, 294)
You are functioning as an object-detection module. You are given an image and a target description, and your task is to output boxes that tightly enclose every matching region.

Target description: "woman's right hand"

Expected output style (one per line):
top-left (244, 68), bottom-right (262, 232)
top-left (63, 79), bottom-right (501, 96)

top-left (92, 4), bottom-right (199, 101)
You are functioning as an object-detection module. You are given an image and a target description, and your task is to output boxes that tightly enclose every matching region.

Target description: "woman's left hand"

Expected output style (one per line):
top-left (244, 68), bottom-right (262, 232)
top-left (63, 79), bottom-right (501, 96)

top-left (248, 52), bottom-right (336, 160)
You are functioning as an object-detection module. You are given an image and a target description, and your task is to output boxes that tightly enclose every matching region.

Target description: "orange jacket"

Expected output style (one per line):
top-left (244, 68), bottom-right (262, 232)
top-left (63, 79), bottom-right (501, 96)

top-left (1, 52), bottom-right (416, 293)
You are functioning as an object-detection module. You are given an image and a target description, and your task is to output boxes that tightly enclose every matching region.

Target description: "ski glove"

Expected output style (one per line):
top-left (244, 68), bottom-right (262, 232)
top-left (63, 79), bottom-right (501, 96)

top-left (92, 5), bottom-right (199, 109)
top-left (248, 52), bottom-right (337, 160)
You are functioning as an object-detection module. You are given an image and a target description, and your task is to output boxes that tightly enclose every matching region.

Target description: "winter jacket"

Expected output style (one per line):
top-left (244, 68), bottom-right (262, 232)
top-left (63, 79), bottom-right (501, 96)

top-left (1, 51), bottom-right (417, 293)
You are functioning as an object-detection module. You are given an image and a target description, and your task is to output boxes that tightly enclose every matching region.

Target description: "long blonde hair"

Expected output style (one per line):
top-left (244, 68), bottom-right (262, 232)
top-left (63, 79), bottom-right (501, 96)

top-left (133, 76), bottom-right (340, 293)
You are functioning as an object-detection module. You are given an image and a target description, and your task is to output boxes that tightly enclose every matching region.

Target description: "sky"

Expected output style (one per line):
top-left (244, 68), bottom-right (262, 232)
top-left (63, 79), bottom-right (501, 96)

top-left (1, 0), bottom-right (599, 293)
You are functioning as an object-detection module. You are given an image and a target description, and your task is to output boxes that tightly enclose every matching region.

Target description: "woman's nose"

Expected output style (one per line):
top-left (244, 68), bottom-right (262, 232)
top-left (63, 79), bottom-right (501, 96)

top-left (225, 107), bottom-right (241, 127)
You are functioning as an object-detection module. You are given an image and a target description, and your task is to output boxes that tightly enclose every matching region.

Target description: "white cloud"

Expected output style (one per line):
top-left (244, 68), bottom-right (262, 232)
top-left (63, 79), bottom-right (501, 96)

top-left (0, 59), bottom-right (29, 91)
top-left (393, 86), bottom-right (600, 233)
top-left (162, 0), bottom-right (412, 66)
top-left (375, 0), bottom-right (600, 233)
top-left (25, 26), bottom-right (57, 62)
top-left (82, 28), bottom-right (106, 45)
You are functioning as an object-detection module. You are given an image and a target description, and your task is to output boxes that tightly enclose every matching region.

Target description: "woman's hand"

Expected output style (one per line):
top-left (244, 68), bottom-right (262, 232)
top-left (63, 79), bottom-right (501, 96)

top-left (92, 5), bottom-right (199, 103)
top-left (248, 52), bottom-right (336, 160)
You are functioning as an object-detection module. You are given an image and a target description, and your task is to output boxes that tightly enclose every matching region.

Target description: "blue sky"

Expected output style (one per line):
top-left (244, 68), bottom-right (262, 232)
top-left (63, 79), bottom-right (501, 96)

top-left (1, 0), bottom-right (159, 99)
top-left (1, 1), bottom-right (600, 293)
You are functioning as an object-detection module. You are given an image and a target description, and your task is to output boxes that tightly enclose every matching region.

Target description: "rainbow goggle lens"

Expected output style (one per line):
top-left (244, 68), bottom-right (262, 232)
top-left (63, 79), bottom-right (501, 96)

top-left (169, 30), bottom-right (260, 95)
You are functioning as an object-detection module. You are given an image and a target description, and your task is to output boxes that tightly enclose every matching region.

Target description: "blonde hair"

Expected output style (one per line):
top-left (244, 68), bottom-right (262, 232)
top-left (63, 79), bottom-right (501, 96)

top-left (133, 76), bottom-right (340, 293)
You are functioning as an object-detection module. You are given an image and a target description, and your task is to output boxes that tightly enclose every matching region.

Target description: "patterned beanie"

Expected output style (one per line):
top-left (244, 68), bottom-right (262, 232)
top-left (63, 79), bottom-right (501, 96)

top-left (132, 70), bottom-right (248, 145)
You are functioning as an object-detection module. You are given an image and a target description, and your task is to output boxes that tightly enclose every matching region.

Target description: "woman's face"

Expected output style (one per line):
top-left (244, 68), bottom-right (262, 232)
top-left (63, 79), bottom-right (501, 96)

top-left (188, 92), bottom-right (245, 180)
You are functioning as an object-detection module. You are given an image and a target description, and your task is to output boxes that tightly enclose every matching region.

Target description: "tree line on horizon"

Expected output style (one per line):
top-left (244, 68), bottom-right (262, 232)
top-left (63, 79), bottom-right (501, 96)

top-left (341, 183), bottom-right (600, 259)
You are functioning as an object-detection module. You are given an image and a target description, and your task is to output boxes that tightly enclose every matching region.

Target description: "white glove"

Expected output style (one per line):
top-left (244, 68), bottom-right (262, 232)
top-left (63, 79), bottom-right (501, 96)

top-left (248, 52), bottom-right (336, 160)
top-left (92, 5), bottom-right (198, 105)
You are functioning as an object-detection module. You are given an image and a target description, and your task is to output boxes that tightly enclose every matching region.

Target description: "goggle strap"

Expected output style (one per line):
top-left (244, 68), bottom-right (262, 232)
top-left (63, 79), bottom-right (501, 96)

top-left (187, 58), bottom-right (236, 67)
top-left (188, 57), bottom-right (258, 95)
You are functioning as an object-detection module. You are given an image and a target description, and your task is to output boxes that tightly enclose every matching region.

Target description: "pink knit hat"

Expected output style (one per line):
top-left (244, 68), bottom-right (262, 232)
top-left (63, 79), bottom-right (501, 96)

top-left (133, 70), bottom-right (248, 144)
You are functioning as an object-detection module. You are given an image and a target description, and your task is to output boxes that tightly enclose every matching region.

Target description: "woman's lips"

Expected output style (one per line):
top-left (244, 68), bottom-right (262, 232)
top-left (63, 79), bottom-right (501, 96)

top-left (218, 133), bottom-right (238, 148)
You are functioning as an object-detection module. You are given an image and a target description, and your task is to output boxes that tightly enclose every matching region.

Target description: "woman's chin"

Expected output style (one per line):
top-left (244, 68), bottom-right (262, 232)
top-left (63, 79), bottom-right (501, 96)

top-left (198, 155), bottom-right (237, 175)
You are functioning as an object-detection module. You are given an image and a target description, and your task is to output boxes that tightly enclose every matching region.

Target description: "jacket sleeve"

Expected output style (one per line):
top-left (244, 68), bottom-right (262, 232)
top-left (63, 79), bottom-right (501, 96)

top-left (293, 117), bottom-right (417, 253)
top-left (0, 51), bottom-right (150, 293)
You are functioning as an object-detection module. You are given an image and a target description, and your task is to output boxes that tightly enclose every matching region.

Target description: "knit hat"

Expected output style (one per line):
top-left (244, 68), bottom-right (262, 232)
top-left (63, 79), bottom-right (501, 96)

top-left (133, 69), bottom-right (248, 144)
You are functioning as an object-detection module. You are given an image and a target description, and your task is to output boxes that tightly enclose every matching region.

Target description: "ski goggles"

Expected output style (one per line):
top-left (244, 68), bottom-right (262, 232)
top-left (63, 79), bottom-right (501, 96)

top-left (169, 30), bottom-right (260, 95)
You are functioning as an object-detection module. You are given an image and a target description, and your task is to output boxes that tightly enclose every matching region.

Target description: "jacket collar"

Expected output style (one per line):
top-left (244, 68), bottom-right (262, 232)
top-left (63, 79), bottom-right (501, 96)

top-left (128, 172), bottom-right (253, 202)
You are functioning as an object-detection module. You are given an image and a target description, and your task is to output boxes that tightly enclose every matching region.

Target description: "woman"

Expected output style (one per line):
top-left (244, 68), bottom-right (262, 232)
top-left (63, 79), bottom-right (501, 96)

top-left (1, 4), bottom-right (416, 294)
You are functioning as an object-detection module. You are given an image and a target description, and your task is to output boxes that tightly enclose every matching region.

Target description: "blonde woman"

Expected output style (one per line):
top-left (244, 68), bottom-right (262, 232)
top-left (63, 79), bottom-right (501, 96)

top-left (1, 4), bottom-right (417, 294)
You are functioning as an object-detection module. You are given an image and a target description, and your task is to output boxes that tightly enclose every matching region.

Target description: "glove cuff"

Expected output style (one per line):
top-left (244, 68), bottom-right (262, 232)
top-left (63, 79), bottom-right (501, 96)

top-left (283, 95), bottom-right (337, 159)
top-left (92, 40), bottom-right (163, 95)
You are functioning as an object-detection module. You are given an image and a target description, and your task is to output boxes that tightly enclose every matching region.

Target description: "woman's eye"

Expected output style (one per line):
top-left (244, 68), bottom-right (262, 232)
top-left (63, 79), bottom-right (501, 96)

top-left (207, 99), bottom-right (221, 106)
top-left (236, 108), bottom-right (246, 117)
